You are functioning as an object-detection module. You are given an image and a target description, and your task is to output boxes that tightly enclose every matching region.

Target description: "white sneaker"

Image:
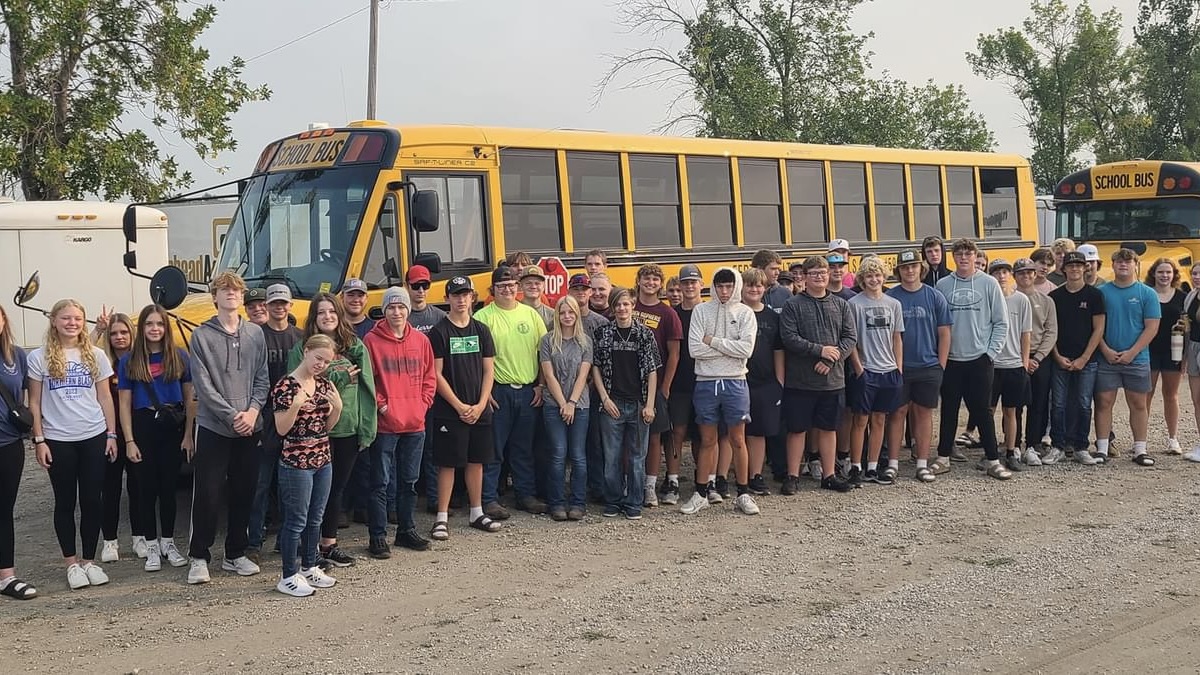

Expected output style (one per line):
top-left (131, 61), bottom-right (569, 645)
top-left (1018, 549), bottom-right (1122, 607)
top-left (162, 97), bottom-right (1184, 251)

top-left (82, 562), bottom-right (109, 586)
top-left (1167, 438), bottom-right (1183, 455)
top-left (707, 488), bottom-right (723, 505)
top-left (221, 556), bottom-right (261, 576)
top-left (734, 493), bottom-right (760, 515)
top-left (100, 539), bottom-right (119, 563)
top-left (131, 536), bottom-right (148, 559)
top-left (301, 565), bottom-right (336, 588)
top-left (643, 486), bottom-right (658, 508)
top-left (144, 542), bottom-right (162, 572)
top-left (679, 492), bottom-right (709, 515)
top-left (1184, 448), bottom-right (1200, 463)
top-left (276, 573), bottom-right (315, 597)
top-left (1041, 447), bottom-right (1065, 464)
top-left (806, 460), bottom-right (822, 481)
top-left (1023, 447), bottom-right (1043, 466)
top-left (160, 538), bottom-right (187, 568)
top-left (66, 563), bottom-right (90, 590)
top-left (187, 558), bottom-right (210, 585)
top-left (1073, 449), bottom-right (1100, 465)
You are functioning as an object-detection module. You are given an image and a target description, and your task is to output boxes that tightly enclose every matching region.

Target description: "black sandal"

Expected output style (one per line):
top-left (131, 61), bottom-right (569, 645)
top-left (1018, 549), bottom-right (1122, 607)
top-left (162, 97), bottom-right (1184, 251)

top-left (1133, 453), bottom-right (1155, 466)
top-left (0, 578), bottom-right (37, 600)
top-left (469, 515), bottom-right (502, 533)
top-left (430, 521), bottom-right (449, 541)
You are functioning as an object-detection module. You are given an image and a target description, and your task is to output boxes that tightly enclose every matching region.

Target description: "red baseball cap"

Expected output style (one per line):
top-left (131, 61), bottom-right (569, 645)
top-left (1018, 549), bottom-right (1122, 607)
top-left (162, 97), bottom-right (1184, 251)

top-left (406, 265), bottom-right (431, 284)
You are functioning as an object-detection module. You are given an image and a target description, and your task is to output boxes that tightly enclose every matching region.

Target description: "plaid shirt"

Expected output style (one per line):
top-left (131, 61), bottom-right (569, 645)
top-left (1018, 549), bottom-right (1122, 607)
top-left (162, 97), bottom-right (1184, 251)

top-left (592, 321), bottom-right (661, 404)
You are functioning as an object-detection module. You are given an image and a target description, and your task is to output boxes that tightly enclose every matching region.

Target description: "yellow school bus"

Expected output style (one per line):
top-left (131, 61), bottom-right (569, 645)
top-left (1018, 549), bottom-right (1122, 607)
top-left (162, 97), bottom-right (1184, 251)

top-left (132, 122), bottom-right (1040, 331)
top-left (1054, 161), bottom-right (1200, 274)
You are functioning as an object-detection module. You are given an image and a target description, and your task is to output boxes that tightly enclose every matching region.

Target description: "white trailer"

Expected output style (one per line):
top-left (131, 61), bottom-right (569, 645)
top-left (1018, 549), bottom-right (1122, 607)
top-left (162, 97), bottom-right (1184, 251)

top-left (0, 200), bottom-right (168, 347)
top-left (157, 197), bottom-right (238, 283)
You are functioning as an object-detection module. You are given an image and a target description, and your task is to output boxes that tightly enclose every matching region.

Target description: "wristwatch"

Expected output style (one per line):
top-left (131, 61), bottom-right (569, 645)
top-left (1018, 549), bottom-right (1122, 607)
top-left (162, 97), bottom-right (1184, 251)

top-left (32, 436), bottom-right (45, 444)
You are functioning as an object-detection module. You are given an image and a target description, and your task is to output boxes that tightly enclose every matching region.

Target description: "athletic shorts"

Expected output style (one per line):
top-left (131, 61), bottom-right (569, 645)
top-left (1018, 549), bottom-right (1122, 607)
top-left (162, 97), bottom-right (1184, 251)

top-left (668, 386), bottom-right (695, 427)
top-left (850, 370), bottom-right (903, 414)
top-left (782, 388), bottom-right (844, 433)
top-left (1189, 341), bottom-right (1200, 377)
top-left (745, 379), bottom-right (782, 438)
top-left (1148, 347), bottom-right (1182, 373)
top-left (431, 418), bottom-right (495, 468)
top-left (901, 366), bottom-right (943, 409)
top-left (990, 366), bottom-right (1029, 408)
top-left (648, 391), bottom-right (672, 434)
top-left (1096, 360), bottom-right (1152, 394)
top-left (693, 379), bottom-right (750, 428)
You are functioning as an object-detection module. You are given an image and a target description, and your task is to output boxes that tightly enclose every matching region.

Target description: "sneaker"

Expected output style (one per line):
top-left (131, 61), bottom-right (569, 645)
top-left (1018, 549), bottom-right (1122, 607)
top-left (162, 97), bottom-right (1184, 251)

top-left (1167, 438), bottom-right (1183, 455)
top-left (1185, 448), bottom-right (1200, 463)
top-left (1041, 447), bottom-right (1066, 464)
top-left (394, 528), bottom-right (431, 551)
top-left (276, 573), bottom-right (314, 597)
top-left (867, 468), bottom-right (894, 485)
top-left (806, 460), bottom-right (823, 481)
top-left (706, 482), bottom-right (724, 504)
top-left (368, 537), bottom-right (392, 559)
top-left (602, 506), bottom-right (621, 518)
top-left (714, 476), bottom-right (731, 499)
top-left (949, 446), bottom-right (969, 462)
top-left (930, 457), bottom-right (952, 475)
top-left (301, 565), bottom-right (336, 589)
top-left (847, 465), bottom-right (863, 487)
top-left (82, 563), bottom-right (109, 586)
top-left (835, 456), bottom-right (851, 479)
top-left (1005, 452), bottom-right (1024, 472)
top-left (131, 536), bottom-right (148, 559)
top-left (643, 486), bottom-right (659, 508)
top-left (100, 540), bottom-right (119, 563)
top-left (821, 475), bottom-right (853, 493)
top-left (1073, 449), bottom-right (1100, 465)
top-left (680, 492), bottom-right (709, 515)
top-left (624, 509), bottom-right (642, 521)
top-left (780, 476), bottom-right (800, 496)
top-left (734, 493), bottom-right (760, 515)
top-left (567, 507), bottom-right (586, 520)
top-left (1023, 447), bottom-right (1043, 466)
top-left (245, 548), bottom-right (262, 565)
top-left (221, 556), bottom-right (261, 576)
top-left (160, 538), bottom-right (187, 567)
top-left (187, 558), bottom-right (210, 584)
top-left (321, 546), bottom-right (355, 568)
top-left (748, 474), bottom-right (770, 496)
top-left (659, 480), bottom-right (680, 506)
top-left (66, 564), bottom-right (90, 589)
top-left (144, 542), bottom-right (162, 572)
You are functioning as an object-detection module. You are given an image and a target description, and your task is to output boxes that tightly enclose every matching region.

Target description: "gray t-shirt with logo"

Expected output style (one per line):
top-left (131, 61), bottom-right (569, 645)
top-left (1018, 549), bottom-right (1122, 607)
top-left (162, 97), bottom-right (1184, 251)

top-left (538, 334), bottom-right (593, 408)
top-left (408, 305), bottom-right (447, 335)
top-left (849, 293), bottom-right (905, 373)
top-left (995, 291), bottom-right (1033, 369)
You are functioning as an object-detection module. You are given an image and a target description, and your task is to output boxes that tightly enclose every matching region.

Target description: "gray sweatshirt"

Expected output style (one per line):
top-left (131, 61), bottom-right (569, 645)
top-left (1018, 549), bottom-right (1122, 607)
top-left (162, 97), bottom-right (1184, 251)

top-left (689, 267), bottom-right (757, 380)
top-left (779, 291), bottom-right (857, 391)
top-left (190, 315), bottom-right (270, 438)
top-left (936, 271), bottom-right (1008, 362)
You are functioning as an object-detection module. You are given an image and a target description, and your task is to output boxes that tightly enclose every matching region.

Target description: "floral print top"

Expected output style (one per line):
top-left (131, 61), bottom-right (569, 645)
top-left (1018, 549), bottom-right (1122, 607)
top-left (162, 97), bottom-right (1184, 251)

top-left (270, 375), bottom-right (335, 470)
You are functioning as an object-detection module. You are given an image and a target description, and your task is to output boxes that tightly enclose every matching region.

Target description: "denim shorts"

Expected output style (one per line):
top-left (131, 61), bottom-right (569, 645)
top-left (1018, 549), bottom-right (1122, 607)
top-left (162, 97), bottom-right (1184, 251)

top-left (692, 379), bottom-right (750, 427)
top-left (1095, 360), bottom-right (1152, 394)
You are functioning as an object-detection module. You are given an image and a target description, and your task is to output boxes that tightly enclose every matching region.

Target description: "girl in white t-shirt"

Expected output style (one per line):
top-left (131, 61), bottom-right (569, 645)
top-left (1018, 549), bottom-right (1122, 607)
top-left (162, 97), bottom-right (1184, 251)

top-left (27, 299), bottom-right (118, 590)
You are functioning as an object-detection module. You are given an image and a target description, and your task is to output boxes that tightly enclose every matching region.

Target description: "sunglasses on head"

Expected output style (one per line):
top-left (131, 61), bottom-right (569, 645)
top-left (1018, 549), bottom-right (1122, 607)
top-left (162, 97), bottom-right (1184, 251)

top-left (409, 282), bottom-right (431, 291)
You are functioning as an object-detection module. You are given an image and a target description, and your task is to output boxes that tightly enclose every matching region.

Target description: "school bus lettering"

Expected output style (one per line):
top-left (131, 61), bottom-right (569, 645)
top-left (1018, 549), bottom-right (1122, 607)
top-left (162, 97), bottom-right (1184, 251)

top-left (270, 133), bottom-right (349, 171)
top-left (1093, 171), bottom-right (1155, 192)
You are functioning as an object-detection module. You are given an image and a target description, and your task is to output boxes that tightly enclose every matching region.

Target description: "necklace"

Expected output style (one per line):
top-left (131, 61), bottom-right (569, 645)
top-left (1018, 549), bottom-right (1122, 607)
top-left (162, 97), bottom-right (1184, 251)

top-left (615, 325), bottom-right (634, 342)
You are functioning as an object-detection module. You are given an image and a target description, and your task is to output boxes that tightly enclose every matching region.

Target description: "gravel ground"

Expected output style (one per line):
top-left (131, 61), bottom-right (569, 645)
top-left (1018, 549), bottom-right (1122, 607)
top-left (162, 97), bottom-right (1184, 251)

top-left (7, 395), bottom-right (1200, 674)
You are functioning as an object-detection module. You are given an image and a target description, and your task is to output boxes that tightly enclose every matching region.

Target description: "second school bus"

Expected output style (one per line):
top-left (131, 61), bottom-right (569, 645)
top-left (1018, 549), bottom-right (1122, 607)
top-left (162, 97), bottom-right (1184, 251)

top-left (135, 122), bottom-right (1041, 331)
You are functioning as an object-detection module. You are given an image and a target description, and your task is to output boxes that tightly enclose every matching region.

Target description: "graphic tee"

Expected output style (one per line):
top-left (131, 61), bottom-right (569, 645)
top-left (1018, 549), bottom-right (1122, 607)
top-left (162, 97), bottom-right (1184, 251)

top-left (849, 293), bottom-right (905, 373)
top-left (27, 346), bottom-right (113, 442)
top-left (429, 317), bottom-right (497, 423)
top-left (117, 349), bottom-right (192, 410)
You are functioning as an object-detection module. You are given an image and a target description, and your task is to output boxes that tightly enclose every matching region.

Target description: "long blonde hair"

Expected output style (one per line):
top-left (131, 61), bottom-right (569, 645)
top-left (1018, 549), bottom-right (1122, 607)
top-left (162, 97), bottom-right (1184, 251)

top-left (549, 295), bottom-right (589, 355)
top-left (44, 299), bottom-right (100, 381)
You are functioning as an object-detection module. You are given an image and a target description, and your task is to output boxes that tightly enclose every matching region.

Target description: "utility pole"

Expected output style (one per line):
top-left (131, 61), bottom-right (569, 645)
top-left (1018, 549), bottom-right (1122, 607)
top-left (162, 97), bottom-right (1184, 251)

top-left (367, 0), bottom-right (379, 119)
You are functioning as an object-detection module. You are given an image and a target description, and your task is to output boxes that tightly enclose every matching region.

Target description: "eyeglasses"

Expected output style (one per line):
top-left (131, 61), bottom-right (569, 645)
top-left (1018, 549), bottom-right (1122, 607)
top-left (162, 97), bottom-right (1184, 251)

top-left (494, 282), bottom-right (519, 291)
top-left (409, 282), bottom-right (430, 291)
top-left (806, 270), bottom-right (829, 277)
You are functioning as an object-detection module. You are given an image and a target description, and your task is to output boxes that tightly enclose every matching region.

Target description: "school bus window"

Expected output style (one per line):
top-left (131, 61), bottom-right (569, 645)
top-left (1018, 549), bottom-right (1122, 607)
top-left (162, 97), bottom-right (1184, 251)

top-left (787, 160), bottom-right (828, 244)
top-left (500, 149), bottom-right (562, 252)
top-left (687, 156), bottom-right (734, 247)
top-left (739, 159), bottom-right (783, 245)
top-left (832, 162), bottom-right (869, 244)
top-left (363, 194), bottom-right (397, 288)
top-left (630, 154), bottom-right (682, 248)
top-left (567, 151), bottom-right (625, 251)
top-left (910, 165), bottom-right (944, 239)
top-left (410, 175), bottom-right (488, 264)
top-left (872, 163), bottom-right (908, 242)
top-left (980, 167), bottom-right (1020, 240)
top-left (947, 166), bottom-right (977, 239)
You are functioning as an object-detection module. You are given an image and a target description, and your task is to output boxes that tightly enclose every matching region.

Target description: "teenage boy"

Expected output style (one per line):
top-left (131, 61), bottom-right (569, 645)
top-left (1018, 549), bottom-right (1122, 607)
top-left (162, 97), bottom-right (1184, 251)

top-left (244, 287), bottom-right (268, 325)
top-left (364, 287), bottom-right (437, 558)
top-left (428, 276), bottom-right (502, 538)
top-left (886, 249), bottom-right (951, 483)
top-left (682, 267), bottom-right (759, 515)
top-left (1046, 238), bottom-right (1075, 286)
top-left (589, 273), bottom-right (614, 320)
top-left (740, 268), bottom-right (783, 495)
top-left (825, 252), bottom-right (856, 477)
top-left (476, 265), bottom-right (548, 516)
top-left (655, 264), bottom-right (702, 506)
top-left (847, 257), bottom-right (904, 486)
top-left (988, 259), bottom-right (1033, 472)
top-left (584, 249), bottom-right (608, 277)
top-left (1077, 244), bottom-right (1107, 287)
top-left (1095, 248), bottom-right (1161, 465)
top-left (187, 271), bottom-right (269, 584)
top-left (406, 265), bottom-right (446, 334)
top-left (631, 264), bottom-right (681, 502)
top-left (1030, 248), bottom-right (1058, 294)
top-left (1048, 251), bottom-right (1106, 464)
top-left (779, 256), bottom-right (856, 495)
top-left (752, 249), bottom-right (791, 312)
top-left (828, 238), bottom-right (855, 289)
top-left (520, 265), bottom-right (556, 329)
top-left (341, 278), bottom-right (374, 339)
top-left (922, 236), bottom-right (950, 286)
top-left (826, 253), bottom-right (856, 301)
top-left (569, 274), bottom-right (609, 339)
top-left (934, 238), bottom-right (1010, 480)
top-left (1014, 258), bottom-right (1058, 465)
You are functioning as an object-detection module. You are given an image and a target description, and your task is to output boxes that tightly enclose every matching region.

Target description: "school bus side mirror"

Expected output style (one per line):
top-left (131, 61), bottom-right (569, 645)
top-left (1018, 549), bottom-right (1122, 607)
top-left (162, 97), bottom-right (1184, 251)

top-left (412, 190), bottom-right (439, 233)
top-left (414, 252), bottom-right (441, 274)
top-left (149, 265), bottom-right (189, 310)
top-left (122, 205), bottom-right (138, 244)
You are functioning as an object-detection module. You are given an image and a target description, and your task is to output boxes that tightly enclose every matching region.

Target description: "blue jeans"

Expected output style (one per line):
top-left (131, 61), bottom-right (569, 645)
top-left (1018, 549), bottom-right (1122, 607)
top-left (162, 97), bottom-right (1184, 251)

top-left (369, 432), bottom-right (425, 537)
top-left (247, 441), bottom-right (279, 550)
top-left (586, 397), bottom-right (605, 497)
top-left (542, 405), bottom-right (590, 510)
top-left (421, 411), bottom-right (438, 503)
top-left (277, 461), bottom-right (332, 579)
top-left (1050, 361), bottom-right (1097, 450)
top-left (483, 384), bottom-right (538, 505)
top-left (598, 398), bottom-right (649, 515)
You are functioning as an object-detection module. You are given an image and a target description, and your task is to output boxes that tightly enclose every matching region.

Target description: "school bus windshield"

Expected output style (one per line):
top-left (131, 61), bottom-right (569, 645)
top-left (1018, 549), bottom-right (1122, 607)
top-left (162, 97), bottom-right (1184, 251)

top-left (1056, 198), bottom-right (1200, 241)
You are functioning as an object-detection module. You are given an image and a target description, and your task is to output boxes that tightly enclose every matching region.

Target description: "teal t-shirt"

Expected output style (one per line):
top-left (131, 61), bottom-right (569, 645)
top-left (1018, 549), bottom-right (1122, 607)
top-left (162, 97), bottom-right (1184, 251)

top-left (1099, 281), bottom-right (1161, 365)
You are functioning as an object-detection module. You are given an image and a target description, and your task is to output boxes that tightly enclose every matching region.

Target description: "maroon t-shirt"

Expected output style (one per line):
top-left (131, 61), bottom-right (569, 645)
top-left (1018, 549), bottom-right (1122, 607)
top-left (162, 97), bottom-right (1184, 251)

top-left (632, 300), bottom-right (682, 373)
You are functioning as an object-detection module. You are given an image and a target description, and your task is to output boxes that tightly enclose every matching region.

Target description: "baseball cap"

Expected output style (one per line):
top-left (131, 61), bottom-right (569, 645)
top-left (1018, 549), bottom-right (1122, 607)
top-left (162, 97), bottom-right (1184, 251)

top-left (827, 238), bottom-right (850, 252)
top-left (568, 273), bottom-right (591, 289)
top-left (896, 249), bottom-right (922, 266)
top-left (342, 278), bottom-right (368, 294)
top-left (243, 287), bottom-right (267, 304)
top-left (1014, 258), bottom-right (1039, 273)
top-left (405, 265), bottom-right (431, 285)
top-left (519, 264), bottom-right (546, 281)
top-left (988, 259), bottom-right (1013, 273)
top-left (492, 265), bottom-right (519, 285)
top-left (778, 271), bottom-right (794, 283)
top-left (265, 284), bottom-right (292, 304)
top-left (446, 276), bottom-right (474, 294)
top-left (1061, 251), bottom-right (1087, 267)
top-left (826, 253), bottom-right (848, 265)
top-left (1077, 243), bottom-right (1101, 262)
top-left (678, 264), bottom-right (703, 281)
top-left (382, 286), bottom-right (411, 310)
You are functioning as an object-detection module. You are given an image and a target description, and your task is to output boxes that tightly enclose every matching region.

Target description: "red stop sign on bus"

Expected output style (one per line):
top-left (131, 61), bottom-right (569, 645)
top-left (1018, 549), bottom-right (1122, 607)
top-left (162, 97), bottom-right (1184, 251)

top-left (537, 256), bottom-right (569, 306)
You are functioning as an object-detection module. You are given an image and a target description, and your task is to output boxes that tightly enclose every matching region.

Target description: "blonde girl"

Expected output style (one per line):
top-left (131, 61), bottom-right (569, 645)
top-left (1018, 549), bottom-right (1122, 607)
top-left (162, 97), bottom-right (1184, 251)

top-left (538, 296), bottom-right (593, 521)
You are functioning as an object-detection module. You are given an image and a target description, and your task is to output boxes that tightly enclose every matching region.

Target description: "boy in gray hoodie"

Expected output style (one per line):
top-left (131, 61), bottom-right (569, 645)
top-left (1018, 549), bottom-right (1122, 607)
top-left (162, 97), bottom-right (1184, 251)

top-left (680, 267), bottom-right (759, 516)
top-left (186, 271), bottom-right (270, 584)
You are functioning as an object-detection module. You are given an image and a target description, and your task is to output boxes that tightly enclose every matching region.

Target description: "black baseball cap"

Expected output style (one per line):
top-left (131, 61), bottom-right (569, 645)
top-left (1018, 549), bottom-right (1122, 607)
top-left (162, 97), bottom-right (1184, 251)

top-left (446, 276), bottom-right (474, 294)
top-left (244, 287), bottom-right (268, 304)
top-left (492, 265), bottom-right (519, 285)
top-left (1061, 251), bottom-right (1087, 267)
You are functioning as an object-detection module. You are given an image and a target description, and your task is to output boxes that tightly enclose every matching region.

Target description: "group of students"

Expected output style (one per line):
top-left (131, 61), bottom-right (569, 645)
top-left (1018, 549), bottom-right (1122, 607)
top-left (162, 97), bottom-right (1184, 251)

top-left (0, 234), bottom-right (1194, 601)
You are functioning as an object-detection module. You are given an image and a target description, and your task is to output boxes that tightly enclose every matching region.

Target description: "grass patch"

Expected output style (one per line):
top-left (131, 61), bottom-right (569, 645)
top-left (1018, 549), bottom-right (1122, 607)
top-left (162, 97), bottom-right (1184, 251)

top-left (581, 629), bottom-right (615, 642)
top-left (983, 556), bottom-right (1015, 568)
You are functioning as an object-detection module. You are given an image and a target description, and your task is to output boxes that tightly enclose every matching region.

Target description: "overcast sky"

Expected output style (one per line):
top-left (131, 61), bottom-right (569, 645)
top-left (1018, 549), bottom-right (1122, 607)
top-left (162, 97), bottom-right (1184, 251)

top-left (178, 0), bottom-right (1141, 189)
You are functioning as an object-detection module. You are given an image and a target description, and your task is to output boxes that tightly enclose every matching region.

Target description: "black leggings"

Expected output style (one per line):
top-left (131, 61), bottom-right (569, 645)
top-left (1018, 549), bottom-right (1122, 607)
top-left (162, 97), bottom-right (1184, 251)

top-left (102, 427), bottom-right (142, 541)
top-left (132, 409), bottom-right (185, 540)
top-left (321, 435), bottom-right (360, 540)
top-left (0, 440), bottom-right (23, 569)
top-left (47, 433), bottom-right (107, 560)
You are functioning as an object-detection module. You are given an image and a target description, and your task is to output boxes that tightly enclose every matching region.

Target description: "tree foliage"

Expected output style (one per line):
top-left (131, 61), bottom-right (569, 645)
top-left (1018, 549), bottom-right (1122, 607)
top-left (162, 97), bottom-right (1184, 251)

top-left (600, 0), bottom-right (994, 152)
top-left (0, 0), bottom-right (270, 201)
top-left (1136, 0), bottom-right (1200, 160)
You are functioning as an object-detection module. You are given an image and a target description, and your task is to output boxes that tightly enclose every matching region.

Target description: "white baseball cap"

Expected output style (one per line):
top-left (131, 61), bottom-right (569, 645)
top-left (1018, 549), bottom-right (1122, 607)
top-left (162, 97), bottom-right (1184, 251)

top-left (265, 284), bottom-right (292, 303)
top-left (827, 238), bottom-right (850, 252)
top-left (1077, 243), bottom-right (1101, 262)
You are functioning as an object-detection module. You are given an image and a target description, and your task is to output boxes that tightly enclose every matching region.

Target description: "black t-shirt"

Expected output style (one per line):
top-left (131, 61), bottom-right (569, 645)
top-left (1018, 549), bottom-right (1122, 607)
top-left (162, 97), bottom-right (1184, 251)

top-left (262, 324), bottom-right (303, 386)
top-left (747, 307), bottom-right (782, 385)
top-left (609, 326), bottom-right (643, 402)
top-left (671, 305), bottom-right (696, 395)
top-left (1150, 288), bottom-right (1185, 357)
top-left (428, 317), bottom-right (497, 423)
top-left (1049, 284), bottom-right (1106, 360)
top-left (1188, 293), bottom-right (1200, 341)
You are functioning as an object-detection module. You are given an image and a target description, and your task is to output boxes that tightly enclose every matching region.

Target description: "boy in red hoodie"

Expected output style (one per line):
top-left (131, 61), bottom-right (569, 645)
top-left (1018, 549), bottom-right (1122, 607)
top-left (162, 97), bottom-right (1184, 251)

top-left (364, 287), bottom-right (436, 558)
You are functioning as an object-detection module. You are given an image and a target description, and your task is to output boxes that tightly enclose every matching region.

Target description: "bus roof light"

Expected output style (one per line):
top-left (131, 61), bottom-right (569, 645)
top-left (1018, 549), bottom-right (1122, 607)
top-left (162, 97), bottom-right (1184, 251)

top-left (1074, 182), bottom-right (1086, 195)
top-left (1164, 177), bottom-right (1177, 190)
top-left (1059, 184), bottom-right (1071, 195)
top-left (1181, 176), bottom-right (1192, 190)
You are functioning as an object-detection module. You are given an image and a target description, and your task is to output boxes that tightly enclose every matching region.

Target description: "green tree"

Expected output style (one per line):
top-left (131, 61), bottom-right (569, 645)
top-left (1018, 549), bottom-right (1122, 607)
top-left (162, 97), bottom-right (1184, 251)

top-left (600, 0), bottom-right (993, 151)
top-left (1135, 0), bottom-right (1200, 159)
top-left (0, 0), bottom-right (269, 201)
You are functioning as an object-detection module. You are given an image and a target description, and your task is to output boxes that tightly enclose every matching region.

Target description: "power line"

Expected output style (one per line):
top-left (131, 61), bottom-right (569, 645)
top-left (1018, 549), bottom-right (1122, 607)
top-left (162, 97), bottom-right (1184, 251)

top-left (245, 5), bottom-right (372, 64)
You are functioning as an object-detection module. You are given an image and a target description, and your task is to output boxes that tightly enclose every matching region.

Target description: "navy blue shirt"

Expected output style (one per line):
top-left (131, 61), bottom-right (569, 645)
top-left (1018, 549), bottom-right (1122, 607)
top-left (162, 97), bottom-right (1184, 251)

top-left (117, 350), bottom-right (192, 410)
top-left (0, 347), bottom-right (28, 445)
top-left (886, 284), bottom-right (952, 369)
